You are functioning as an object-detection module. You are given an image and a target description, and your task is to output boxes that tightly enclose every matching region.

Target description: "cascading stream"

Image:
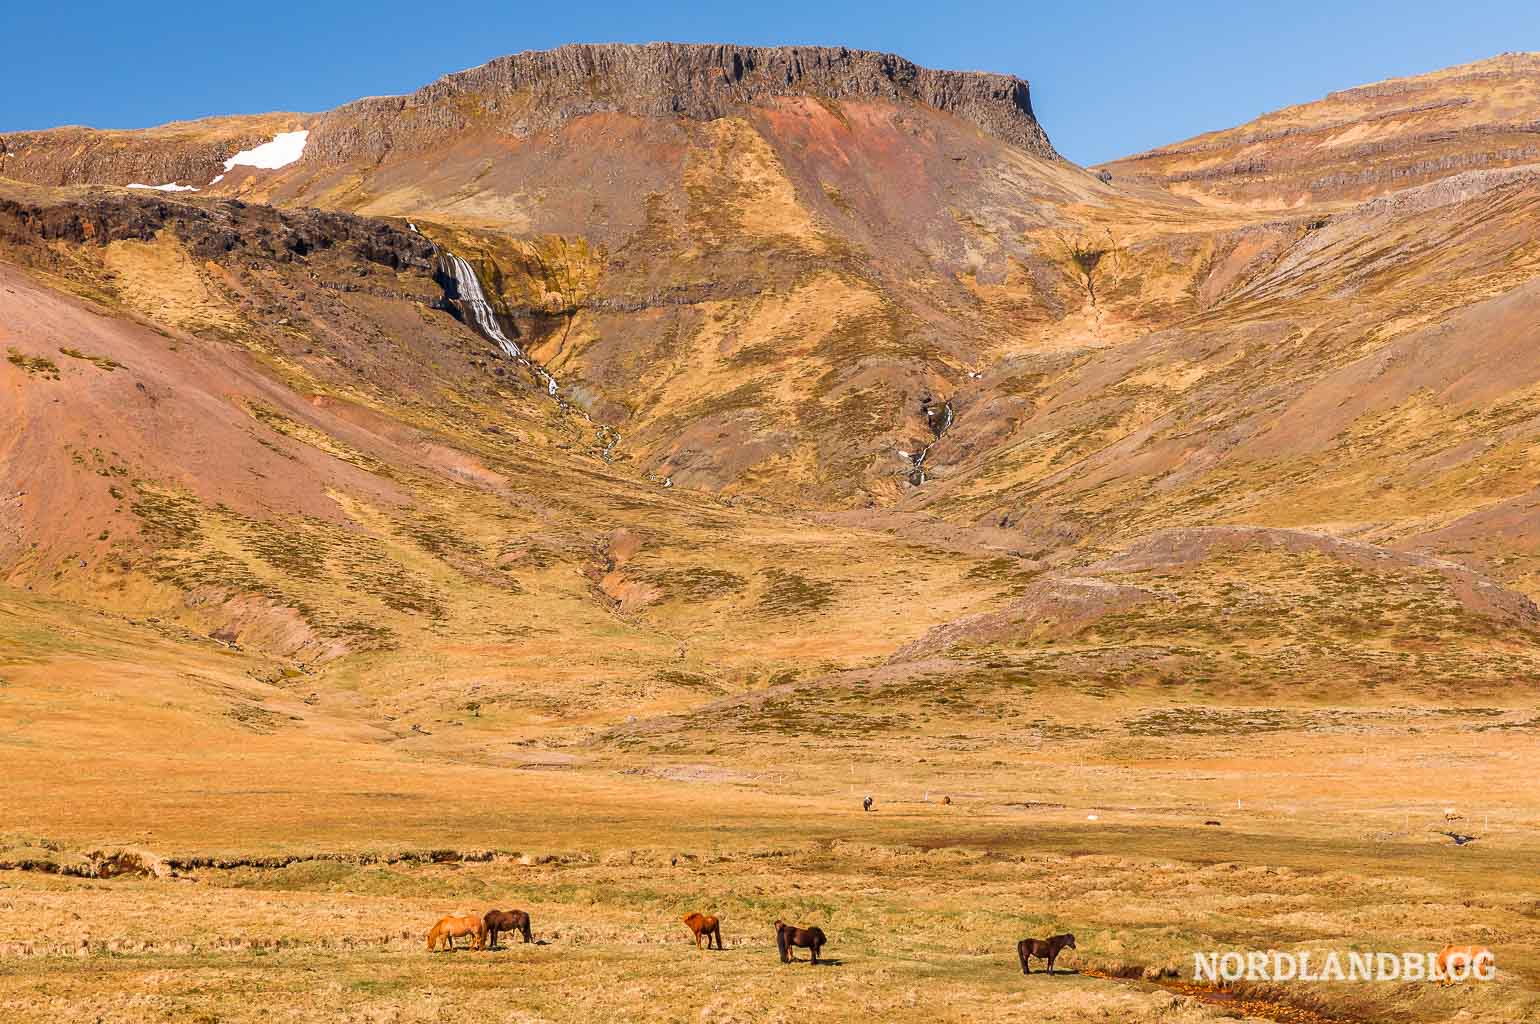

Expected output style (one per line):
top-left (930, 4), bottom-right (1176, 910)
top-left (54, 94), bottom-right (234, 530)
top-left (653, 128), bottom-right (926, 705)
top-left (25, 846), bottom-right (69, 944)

top-left (901, 398), bottom-right (953, 486)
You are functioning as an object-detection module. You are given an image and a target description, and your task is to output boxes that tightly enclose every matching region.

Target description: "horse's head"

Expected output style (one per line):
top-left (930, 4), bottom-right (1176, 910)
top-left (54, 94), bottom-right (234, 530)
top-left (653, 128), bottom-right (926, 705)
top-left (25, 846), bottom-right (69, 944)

top-left (1062, 933), bottom-right (1076, 949)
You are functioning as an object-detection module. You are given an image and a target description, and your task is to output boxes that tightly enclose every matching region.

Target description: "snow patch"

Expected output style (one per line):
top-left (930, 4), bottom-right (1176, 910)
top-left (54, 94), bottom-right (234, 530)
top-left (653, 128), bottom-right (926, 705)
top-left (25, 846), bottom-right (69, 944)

top-left (127, 182), bottom-right (199, 192)
top-left (220, 130), bottom-right (309, 173)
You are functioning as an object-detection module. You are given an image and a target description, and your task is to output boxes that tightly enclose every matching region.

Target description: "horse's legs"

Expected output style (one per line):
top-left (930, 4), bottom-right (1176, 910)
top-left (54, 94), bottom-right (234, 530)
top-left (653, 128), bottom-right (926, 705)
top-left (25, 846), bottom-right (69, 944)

top-left (1047, 951), bottom-right (1056, 975)
top-left (811, 942), bottom-right (820, 964)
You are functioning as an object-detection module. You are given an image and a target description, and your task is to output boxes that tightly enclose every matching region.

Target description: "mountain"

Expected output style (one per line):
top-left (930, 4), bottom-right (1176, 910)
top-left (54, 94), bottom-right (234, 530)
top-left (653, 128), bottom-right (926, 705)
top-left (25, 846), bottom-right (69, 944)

top-left (1096, 52), bottom-right (1540, 207)
top-left (3, 44), bottom-right (1540, 799)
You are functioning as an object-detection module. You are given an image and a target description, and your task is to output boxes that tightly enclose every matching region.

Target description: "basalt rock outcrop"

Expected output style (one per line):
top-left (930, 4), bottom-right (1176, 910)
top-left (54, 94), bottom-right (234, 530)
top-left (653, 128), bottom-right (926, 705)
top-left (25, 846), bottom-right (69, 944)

top-left (305, 42), bottom-right (1058, 164)
top-left (0, 192), bottom-right (434, 270)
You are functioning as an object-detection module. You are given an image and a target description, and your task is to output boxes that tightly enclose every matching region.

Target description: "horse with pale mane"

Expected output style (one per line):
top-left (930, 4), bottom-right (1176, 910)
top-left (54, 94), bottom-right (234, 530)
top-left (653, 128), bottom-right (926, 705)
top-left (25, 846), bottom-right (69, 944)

top-left (426, 914), bottom-right (486, 952)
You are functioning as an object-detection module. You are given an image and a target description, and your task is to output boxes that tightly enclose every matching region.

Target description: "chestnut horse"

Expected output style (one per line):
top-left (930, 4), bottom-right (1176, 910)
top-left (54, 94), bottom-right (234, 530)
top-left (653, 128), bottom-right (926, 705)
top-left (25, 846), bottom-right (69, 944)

top-left (427, 914), bottom-right (486, 952)
top-left (483, 909), bottom-right (532, 948)
top-left (775, 920), bottom-right (827, 963)
top-left (1435, 945), bottom-right (1495, 986)
top-left (1018, 933), bottom-right (1075, 975)
top-left (683, 912), bottom-right (724, 950)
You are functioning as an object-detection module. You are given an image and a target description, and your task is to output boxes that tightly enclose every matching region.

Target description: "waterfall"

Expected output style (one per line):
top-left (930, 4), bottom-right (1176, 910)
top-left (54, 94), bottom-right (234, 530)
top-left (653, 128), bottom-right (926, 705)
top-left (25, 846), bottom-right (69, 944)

top-left (430, 244), bottom-right (604, 452)
top-left (440, 253), bottom-right (523, 360)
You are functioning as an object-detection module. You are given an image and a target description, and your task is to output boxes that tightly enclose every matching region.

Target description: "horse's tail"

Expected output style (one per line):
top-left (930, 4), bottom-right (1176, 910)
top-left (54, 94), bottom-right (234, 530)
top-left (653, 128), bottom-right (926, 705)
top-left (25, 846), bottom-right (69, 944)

top-left (1017, 939), bottom-right (1029, 974)
top-left (776, 923), bottom-right (788, 963)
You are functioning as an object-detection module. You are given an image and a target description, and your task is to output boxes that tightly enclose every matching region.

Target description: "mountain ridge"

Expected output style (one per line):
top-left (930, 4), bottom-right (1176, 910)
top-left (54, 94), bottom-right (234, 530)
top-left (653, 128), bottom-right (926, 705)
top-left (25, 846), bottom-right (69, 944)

top-left (0, 43), bottom-right (1058, 193)
top-left (1097, 50), bottom-right (1540, 207)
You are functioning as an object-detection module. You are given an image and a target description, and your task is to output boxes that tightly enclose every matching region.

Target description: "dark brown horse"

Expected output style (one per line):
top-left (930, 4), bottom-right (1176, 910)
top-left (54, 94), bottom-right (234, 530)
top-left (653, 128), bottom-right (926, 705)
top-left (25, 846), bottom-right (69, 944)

top-left (775, 920), bottom-right (827, 964)
top-left (1018, 933), bottom-right (1075, 975)
top-left (682, 912), bottom-right (724, 950)
top-left (483, 909), bottom-right (532, 948)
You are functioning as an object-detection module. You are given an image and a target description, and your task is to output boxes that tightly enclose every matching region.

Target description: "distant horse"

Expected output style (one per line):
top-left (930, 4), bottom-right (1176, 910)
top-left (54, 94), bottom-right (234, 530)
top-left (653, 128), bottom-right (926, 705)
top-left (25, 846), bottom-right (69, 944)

top-left (775, 920), bottom-right (827, 964)
top-left (1435, 945), bottom-right (1494, 986)
top-left (427, 914), bottom-right (486, 952)
top-left (483, 909), bottom-right (532, 948)
top-left (682, 912), bottom-right (724, 950)
top-left (1018, 933), bottom-right (1075, 975)
top-left (862, 796), bottom-right (873, 812)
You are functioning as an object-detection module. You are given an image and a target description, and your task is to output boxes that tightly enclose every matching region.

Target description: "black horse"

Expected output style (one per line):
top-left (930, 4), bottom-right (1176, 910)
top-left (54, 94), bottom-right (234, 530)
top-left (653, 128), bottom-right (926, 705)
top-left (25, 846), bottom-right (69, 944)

top-left (1018, 933), bottom-right (1075, 975)
top-left (1016, 930), bottom-right (1078, 973)
top-left (776, 920), bottom-right (827, 964)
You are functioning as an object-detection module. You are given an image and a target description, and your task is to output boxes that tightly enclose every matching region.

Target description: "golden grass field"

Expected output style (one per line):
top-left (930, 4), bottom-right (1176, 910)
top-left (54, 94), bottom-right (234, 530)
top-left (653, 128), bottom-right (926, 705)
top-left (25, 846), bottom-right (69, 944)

top-left (4, 591), bottom-right (1539, 1023)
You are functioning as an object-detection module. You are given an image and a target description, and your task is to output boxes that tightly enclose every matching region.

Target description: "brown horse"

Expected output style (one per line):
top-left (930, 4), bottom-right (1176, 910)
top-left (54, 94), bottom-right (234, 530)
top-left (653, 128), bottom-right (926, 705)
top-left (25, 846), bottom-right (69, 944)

top-left (683, 912), bottom-right (724, 950)
top-left (1018, 933), bottom-right (1075, 975)
top-left (427, 914), bottom-right (486, 952)
top-left (1435, 945), bottom-right (1495, 986)
top-left (483, 909), bottom-right (532, 948)
top-left (775, 920), bottom-right (827, 964)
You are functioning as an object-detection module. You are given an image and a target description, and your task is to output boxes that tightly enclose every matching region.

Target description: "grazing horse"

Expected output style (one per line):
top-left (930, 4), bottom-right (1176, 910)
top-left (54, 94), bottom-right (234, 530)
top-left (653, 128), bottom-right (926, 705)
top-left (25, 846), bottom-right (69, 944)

top-left (1018, 933), bottom-right (1076, 975)
top-left (483, 909), bottom-right (532, 948)
top-left (427, 914), bottom-right (486, 952)
top-left (775, 920), bottom-right (827, 964)
top-left (683, 912), bottom-right (724, 950)
top-left (1435, 945), bottom-right (1495, 986)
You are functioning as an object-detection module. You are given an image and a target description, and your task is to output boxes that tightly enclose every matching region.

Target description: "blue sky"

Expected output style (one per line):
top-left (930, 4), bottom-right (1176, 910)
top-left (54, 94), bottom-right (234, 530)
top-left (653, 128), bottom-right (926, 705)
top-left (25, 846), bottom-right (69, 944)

top-left (3, 1), bottom-right (1536, 165)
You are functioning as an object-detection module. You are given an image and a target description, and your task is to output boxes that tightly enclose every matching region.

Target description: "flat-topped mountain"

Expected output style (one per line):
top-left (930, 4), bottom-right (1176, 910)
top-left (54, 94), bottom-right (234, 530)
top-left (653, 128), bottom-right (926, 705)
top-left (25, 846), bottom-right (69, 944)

top-left (311, 42), bottom-right (1059, 163)
top-left (0, 43), bottom-right (1056, 191)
